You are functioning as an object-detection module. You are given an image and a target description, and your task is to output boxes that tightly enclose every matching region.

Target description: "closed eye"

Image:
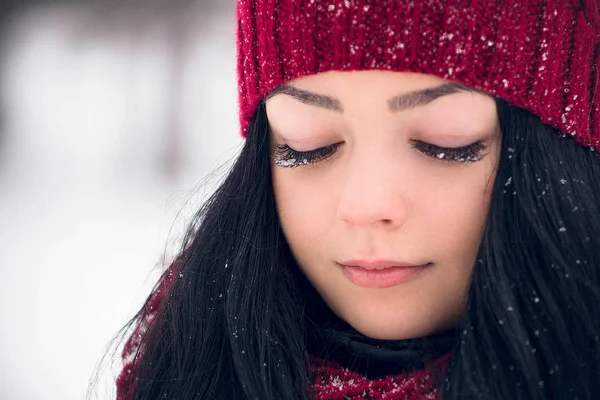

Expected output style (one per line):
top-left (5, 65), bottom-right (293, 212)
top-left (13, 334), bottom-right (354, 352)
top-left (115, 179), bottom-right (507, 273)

top-left (271, 140), bottom-right (489, 168)
top-left (272, 143), bottom-right (339, 167)
top-left (410, 140), bottom-right (489, 163)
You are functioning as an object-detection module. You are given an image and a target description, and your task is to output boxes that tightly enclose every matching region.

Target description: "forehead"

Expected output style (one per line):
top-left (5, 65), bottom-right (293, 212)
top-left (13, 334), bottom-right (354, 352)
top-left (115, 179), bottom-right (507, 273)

top-left (290, 70), bottom-right (448, 92)
top-left (265, 70), bottom-right (495, 118)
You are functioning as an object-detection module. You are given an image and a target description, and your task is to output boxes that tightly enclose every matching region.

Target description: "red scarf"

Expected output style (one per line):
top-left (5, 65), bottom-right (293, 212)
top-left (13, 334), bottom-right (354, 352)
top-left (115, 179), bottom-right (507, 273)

top-left (308, 353), bottom-right (450, 400)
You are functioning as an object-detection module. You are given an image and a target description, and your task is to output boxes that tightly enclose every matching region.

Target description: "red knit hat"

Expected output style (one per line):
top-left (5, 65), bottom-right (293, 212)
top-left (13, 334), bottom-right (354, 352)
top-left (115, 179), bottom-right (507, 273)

top-left (236, 0), bottom-right (600, 150)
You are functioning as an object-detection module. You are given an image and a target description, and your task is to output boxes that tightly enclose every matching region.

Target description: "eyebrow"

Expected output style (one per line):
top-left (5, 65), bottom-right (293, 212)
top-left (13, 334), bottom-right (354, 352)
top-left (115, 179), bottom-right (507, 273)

top-left (388, 82), bottom-right (485, 111)
top-left (265, 82), bottom-right (485, 113)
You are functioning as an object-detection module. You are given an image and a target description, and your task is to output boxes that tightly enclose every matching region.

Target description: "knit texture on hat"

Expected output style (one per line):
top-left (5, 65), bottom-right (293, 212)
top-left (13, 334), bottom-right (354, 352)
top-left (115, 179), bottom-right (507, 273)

top-left (236, 0), bottom-right (600, 150)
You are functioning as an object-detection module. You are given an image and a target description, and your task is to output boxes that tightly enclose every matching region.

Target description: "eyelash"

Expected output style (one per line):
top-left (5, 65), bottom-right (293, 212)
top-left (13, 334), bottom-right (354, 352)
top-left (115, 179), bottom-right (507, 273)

top-left (272, 143), bottom-right (339, 167)
top-left (272, 140), bottom-right (488, 168)
top-left (411, 140), bottom-right (488, 163)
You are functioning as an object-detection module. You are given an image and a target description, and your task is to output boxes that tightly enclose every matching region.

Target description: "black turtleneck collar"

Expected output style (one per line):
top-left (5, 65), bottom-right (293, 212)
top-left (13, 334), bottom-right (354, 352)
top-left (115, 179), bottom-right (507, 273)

top-left (303, 293), bottom-right (459, 379)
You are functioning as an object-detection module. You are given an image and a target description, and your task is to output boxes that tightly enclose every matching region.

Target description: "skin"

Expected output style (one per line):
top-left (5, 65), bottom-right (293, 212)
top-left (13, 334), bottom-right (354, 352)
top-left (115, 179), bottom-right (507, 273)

top-left (266, 70), bottom-right (501, 340)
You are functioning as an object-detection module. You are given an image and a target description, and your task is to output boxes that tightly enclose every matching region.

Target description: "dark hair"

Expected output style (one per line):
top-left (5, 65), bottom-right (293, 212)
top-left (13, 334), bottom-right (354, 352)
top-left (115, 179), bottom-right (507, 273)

top-left (444, 99), bottom-right (600, 399)
top-left (107, 98), bottom-right (600, 399)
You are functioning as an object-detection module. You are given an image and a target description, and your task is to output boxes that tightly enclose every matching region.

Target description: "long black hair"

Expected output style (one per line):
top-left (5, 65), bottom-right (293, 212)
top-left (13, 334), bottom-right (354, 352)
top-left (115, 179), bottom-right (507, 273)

top-left (444, 100), bottom-right (600, 399)
top-left (109, 98), bottom-right (600, 399)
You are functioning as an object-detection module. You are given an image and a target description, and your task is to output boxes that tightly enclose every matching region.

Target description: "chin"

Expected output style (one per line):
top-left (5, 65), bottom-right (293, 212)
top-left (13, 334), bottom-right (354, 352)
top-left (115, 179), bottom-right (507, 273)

top-left (347, 315), bottom-right (437, 341)
top-left (330, 295), bottom-right (440, 341)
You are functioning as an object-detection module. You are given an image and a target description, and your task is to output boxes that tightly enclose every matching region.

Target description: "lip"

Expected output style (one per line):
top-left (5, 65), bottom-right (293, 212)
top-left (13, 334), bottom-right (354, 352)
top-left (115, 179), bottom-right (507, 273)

top-left (339, 259), bottom-right (431, 288)
top-left (340, 259), bottom-right (427, 270)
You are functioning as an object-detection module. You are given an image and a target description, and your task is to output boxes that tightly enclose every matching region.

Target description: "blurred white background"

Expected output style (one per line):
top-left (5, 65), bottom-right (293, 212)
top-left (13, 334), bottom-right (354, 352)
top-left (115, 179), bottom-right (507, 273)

top-left (0, 1), bottom-right (242, 399)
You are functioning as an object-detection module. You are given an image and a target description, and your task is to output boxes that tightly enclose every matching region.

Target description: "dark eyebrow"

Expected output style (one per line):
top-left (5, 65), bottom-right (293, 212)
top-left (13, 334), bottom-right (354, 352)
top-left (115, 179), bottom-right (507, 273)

top-left (265, 85), bottom-right (343, 111)
top-left (388, 82), bottom-right (484, 111)
top-left (265, 82), bottom-right (485, 113)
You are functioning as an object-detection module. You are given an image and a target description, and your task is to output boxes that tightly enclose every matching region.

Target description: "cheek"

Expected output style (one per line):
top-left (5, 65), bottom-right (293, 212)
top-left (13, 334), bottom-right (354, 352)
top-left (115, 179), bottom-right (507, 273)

top-left (272, 168), bottom-right (336, 254)
top-left (417, 160), bottom-right (496, 262)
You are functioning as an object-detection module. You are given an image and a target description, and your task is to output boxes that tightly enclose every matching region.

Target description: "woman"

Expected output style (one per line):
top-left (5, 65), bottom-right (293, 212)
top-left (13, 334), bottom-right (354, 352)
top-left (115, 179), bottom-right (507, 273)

top-left (114, 0), bottom-right (600, 399)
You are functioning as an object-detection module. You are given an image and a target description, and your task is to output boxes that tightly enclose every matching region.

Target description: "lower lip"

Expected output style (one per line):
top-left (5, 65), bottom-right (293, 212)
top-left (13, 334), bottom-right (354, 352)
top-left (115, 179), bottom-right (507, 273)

top-left (341, 264), bottom-right (430, 288)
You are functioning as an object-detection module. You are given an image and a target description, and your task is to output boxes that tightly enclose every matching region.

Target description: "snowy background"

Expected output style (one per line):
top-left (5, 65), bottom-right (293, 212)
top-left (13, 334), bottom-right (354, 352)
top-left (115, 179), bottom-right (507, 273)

top-left (0, 1), bottom-right (242, 399)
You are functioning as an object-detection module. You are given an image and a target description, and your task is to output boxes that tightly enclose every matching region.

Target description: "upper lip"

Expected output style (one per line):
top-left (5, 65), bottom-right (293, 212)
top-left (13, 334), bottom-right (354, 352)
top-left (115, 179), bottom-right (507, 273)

top-left (339, 259), bottom-right (428, 270)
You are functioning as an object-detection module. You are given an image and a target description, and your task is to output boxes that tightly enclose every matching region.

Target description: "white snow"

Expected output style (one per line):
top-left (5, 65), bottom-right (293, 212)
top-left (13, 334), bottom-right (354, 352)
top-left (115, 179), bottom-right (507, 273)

top-left (0, 3), bottom-right (241, 399)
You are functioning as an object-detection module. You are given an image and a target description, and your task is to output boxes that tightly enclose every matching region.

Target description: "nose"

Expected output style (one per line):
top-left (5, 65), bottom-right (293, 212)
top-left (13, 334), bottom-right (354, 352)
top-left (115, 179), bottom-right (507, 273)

top-left (336, 147), bottom-right (408, 229)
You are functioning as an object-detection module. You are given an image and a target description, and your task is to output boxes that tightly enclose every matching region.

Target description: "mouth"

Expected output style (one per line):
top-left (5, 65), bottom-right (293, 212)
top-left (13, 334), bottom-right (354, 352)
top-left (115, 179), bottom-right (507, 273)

top-left (338, 260), bottom-right (432, 288)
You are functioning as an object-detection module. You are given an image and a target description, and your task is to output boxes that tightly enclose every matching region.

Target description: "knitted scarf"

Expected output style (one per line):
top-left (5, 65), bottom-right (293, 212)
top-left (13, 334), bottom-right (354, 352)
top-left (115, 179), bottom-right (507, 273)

top-left (308, 353), bottom-right (450, 400)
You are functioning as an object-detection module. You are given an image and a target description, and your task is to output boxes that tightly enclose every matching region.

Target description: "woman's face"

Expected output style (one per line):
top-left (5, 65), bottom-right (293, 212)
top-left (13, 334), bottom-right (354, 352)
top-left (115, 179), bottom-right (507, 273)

top-left (266, 70), bottom-right (501, 340)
